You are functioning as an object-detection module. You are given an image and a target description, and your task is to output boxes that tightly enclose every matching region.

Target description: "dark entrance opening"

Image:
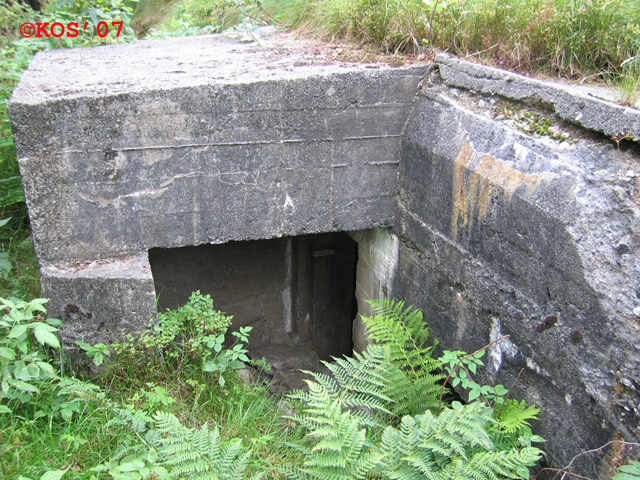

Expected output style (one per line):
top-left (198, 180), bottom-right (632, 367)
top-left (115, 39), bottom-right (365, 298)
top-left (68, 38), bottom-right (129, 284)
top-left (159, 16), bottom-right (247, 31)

top-left (148, 232), bottom-right (358, 364)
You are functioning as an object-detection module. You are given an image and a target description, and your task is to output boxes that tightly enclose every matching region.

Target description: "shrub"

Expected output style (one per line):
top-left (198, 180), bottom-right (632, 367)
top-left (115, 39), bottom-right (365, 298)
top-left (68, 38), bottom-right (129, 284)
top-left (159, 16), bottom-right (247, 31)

top-left (111, 290), bottom-right (233, 376)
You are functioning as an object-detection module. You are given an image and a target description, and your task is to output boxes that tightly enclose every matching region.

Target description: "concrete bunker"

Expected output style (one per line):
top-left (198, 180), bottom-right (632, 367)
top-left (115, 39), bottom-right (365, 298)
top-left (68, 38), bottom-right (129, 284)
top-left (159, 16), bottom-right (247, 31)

top-left (10, 33), bottom-right (640, 477)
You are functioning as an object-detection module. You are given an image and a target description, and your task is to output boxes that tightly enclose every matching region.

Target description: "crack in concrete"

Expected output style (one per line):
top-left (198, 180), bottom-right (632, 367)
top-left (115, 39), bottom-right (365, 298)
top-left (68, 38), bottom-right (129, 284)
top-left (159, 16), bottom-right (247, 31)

top-left (59, 135), bottom-right (404, 155)
top-left (78, 171), bottom-right (203, 208)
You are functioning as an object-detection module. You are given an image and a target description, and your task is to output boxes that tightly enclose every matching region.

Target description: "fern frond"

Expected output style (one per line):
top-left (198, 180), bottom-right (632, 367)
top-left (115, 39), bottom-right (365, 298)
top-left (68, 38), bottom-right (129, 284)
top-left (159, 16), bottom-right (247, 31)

top-left (144, 428), bottom-right (163, 448)
top-left (111, 441), bottom-right (144, 462)
top-left (300, 404), bottom-right (382, 479)
top-left (362, 299), bottom-right (443, 416)
top-left (380, 402), bottom-right (494, 477)
top-left (378, 401), bottom-right (543, 480)
top-left (289, 344), bottom-right (392, 429)
top-left (287, 349), bottom-right (388, 480)
top-left (57, 378), bottom-right (104, 401)
top-left (379, 360), bottom-right (442, 418)
top-left (447, 447), bottom-right (543, 480)
top-left (153, 411), bottom-right (251, 479)
top-left (364, 299), bottom-right (439, 364)
top-left (496, 399), bottom-right (541, 434)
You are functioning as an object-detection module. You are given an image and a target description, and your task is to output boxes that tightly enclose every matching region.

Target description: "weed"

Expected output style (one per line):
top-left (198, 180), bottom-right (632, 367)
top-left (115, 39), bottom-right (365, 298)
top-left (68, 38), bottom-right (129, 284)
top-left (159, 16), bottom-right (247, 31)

top-left (0, 297), bottom-right (60, 410)
top-left (74, 339), bottom-right (109, 366)
top-left (612, 131), bottom-right (636, 149)
top-left (496, 101), bottom-right (570, 141)
top-left (109, 290), bottom-right (233, 382)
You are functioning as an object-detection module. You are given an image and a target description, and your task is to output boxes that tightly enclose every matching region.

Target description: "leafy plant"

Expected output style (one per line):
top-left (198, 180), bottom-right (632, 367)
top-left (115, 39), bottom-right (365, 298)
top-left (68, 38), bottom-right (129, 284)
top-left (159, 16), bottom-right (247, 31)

top-left (91, 447), bottom-right (170, 480)
top-left (202, 325), bottom-right (252, 386)
top-left (112, 291), bottom-right (233, 376)
top-left (33, 377), bottom-right (87, 422)
top-left (438, 348), bottom-right (542, 447)
top-left (0, 297), bottom-right (60, 411)
top-left (0, 3), bottom-right (36, 216)
top-left (361, 298), bottom-right (443, 417)
top-left (285, 299), bottom-right (544, 479)
top-left (614, 461), bottom-right (640, 480)
top-left (0, 292), bottom-right (302, 478)
top-left (138, 383), bottom-right (176, 411)
top-left (0, 298), bottom-right (94, 423)
top-left (75, 339), bottom-right (110, 366)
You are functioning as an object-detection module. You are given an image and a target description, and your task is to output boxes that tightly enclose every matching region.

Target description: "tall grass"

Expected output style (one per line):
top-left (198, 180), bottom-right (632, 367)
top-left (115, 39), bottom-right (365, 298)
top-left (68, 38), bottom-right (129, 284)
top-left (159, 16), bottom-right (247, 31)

top-left (259, 0), bottom-right (639, 92)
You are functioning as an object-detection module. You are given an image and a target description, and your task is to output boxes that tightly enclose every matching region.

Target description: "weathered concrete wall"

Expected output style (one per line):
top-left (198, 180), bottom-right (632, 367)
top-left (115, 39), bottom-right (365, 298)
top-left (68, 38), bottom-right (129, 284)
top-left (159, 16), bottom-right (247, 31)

top-left (10, 34), bottom-right (423, 345)
top-left (40, 253), bottom-right (156, 345)
top-left (10, 33), bottom-right (640, 477)
top-left (395, 62), bottom-right (640, 474)
top-left (11, 35), bottom-right (423, 264)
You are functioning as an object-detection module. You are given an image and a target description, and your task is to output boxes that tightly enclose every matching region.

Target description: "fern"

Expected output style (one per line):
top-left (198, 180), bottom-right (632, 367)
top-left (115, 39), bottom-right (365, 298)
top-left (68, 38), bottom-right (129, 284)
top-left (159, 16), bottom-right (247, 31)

top-left (363, 299), bottom-right (440, 373)
top-left (287, 300), bottom-right (544, 480)
top-left (288, 382), bottom-right (382, 480)
top-left (441, 447), bottom-right (543, 480)
top-left (98, 404), bottom-right (260, 479)
top-left (495, 399), bottom-right (541, 435)
top-left (287, 346), bottom-right (394, 479)
top-left (290, 344), bottom-right (392, 430)
top-left (362, 299), bottom-right (443, 416)
top-left (379, 402), bottom-right (541, 480)
top-left (380, 359), bottom-right (443, 419)
top-left (154, 411), bottom-right (263, 480)
top-left (84, 297), bottom-right (543, 480)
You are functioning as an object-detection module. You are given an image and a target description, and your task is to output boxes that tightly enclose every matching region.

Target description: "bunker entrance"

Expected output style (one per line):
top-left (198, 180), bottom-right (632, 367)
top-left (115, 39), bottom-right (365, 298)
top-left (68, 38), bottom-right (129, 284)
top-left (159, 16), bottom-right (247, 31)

top-left (148, 232), bottom-right (358, 378)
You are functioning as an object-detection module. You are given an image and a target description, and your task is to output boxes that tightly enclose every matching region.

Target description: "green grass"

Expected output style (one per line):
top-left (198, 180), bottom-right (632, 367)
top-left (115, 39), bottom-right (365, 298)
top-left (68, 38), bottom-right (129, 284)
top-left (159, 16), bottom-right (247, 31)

top-left (0, 371), bottom-right (305, 478)
top-left (140, 0), bottom-right (639, 100)
top-left (1, 395), bottom-right (130, 478)
top-left (259, 0), bottom-right (639, 86)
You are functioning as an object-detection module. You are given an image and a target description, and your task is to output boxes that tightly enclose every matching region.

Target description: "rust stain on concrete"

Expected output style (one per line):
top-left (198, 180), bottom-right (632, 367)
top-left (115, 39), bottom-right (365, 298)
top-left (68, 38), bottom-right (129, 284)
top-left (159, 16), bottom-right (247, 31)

top-left (452, 141), bottom-right (545, 240)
